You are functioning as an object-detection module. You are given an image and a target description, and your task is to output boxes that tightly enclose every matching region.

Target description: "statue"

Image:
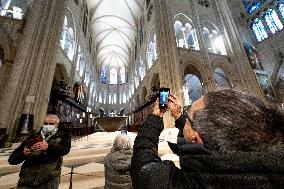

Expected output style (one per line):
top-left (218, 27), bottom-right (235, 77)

top-left (118, 108), bottom-right (125, 116)
top-left (99, 108), bottom-right (105, 117)
top-left (109, 109), bottom-right (116, 117)
top-left (73, 82), bottom-right (85, 104)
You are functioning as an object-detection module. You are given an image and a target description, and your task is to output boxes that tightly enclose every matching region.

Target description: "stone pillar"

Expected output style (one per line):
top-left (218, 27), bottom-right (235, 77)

top-left (0, 0), bottom-right (67, 143)
top-left (190, 1), bottom-right (215, 93)
top-left (154, 0), bottom-right (183, 128)
top-left (215, 0), bottom-right (262, 96)
top-left (154, 0), bottom-right (183, 95)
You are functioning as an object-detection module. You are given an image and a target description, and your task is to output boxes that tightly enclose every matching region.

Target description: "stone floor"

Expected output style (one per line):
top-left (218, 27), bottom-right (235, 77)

top-left (0, 129), bottom-right (179, 189)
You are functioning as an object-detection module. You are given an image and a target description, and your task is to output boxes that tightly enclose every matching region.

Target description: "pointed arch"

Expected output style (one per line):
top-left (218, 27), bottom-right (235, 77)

top-left (173, 13), bottom-right (199, 50)
top-left (202, 21), bottom-right (227, 55)
top-left (146, 26), bottom-right (157, 69)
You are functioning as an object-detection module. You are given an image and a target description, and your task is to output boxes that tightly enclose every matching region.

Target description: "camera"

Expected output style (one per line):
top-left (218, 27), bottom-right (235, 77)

top-left (159, 87), bottom-right (170, 109)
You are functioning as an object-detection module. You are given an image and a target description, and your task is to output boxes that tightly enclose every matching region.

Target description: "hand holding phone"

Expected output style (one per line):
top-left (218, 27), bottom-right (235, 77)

top-left (167, 94), bottom-right (182, 119)
top-left (159, 88), bottom-right (170, 109)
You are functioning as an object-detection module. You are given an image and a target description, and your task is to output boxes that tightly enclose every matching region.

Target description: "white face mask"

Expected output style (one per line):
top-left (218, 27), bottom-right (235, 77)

top-left (42, 125), bottom-right (56, 134)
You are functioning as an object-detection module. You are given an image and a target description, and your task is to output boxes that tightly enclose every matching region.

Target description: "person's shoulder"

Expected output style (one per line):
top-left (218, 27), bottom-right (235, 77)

top-left (52, 130), bottom-right (70, 139)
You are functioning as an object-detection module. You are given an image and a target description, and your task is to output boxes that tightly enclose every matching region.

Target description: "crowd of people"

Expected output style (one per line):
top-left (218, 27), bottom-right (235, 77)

top-left (8, 89), bottom-right (284, 189)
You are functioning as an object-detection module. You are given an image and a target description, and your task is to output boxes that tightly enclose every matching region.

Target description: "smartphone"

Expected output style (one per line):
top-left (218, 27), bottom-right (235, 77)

top-left (159, 88), bottom-right (170, 109)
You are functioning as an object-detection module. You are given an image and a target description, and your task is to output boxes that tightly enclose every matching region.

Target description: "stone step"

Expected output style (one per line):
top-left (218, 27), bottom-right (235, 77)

top-left (0, 152), bottom-right (108, 175)
top-left (0, 163), bottom-right (105, 189)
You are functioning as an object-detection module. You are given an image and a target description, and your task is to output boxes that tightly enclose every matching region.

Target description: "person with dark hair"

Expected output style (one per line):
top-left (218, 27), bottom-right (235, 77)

top-left (104, 134), bottom-right (133, 189)
top-left (131, 89), bottom-right (284, 189)
top-left (8, 114), bottom-right (71, 189)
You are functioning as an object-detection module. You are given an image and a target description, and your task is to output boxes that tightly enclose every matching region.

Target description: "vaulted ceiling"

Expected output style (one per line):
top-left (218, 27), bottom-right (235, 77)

top-left (88, 0), bottom-right (145, 69)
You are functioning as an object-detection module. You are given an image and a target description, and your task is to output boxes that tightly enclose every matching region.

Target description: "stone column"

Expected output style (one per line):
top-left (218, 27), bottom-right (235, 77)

top-left (154, 0), bottom-right (183, 96)
top-left (190, 1), bottom-right (215, 93)
top-left (0, 0), bottom-right (67, 143)
top-left (154, 0), bottom-right (183, 128)
top-left (215, 0), bottom-right (262, 96)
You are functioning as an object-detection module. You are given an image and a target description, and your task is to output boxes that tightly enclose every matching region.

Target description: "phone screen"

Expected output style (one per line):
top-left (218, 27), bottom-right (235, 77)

top-left (159, 88), bottom-right (170, 109)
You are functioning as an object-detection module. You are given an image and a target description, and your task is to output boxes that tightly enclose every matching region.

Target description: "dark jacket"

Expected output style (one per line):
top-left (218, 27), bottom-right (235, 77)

top-left (104, 148), bottom-right (133, 189)
top-left (8, 130), bottom-right (71, 186)
top-left (131, 114), bottom-right (284, 189)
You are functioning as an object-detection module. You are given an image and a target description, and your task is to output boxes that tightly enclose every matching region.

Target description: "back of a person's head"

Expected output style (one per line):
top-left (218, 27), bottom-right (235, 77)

top-left (112, 134), bottom-right (132, 152)
top-left (192, 89), bottom-right (284, 152)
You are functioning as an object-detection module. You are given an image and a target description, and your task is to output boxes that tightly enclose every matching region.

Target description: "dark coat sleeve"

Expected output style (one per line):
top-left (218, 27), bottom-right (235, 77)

top-left (47, 131), bottom-right (71, 156)
top-left (131, 114), bottom-right (195, 189)
top-left (8, 142), bottom-right (26, 165)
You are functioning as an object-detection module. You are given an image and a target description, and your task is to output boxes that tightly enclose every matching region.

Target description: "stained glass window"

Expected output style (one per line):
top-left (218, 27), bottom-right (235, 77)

top-left (123, 93), bottom-right (126, 103)
top-left (280, 4), bottom-right (284, 18)
top-left (101, 65), bottom-right (107, 84)
top-left (264, 9), bottom-right (283, 34)
top-left (129, 88), bottom-right (132, 98)
top-left (131, 83), bottom-right (135, 95)
top-left (113, 94), bottom-right (117, 104)
top-left (60, 14), bottom-right (75, 61)
top-left (104, 93), bottom-right (107, 104)
top-left (109, 94), bottom-right (112, 104)
top-left (252, 18), bottom-right (268, 42)
top-left (135, 76), bottom-right (139, 89)
top-left (76, 46), bottom-right (81, 72)
top-left (78, 52), bottom-right (85, 77)
top-left (120, 66), bottom-right (126, 84)
top-left (242, 0), bottom-right (265, 14)
top-left (109, 67), bottom-right (117, 84)
top-left (139, 57), bottom-right (145, 80)
top-left (84, 64), bottom-right (90, 86)
top-left (173, 14), bottom-right (200, 50)
top-left (202, 26), bottom-right (227, 55)
top-left (99, 93), bottom-right (102, 103)
top-left (75, 46), bottom-right (85, 77)
top-left (147, 30), bottom-right (157, 68)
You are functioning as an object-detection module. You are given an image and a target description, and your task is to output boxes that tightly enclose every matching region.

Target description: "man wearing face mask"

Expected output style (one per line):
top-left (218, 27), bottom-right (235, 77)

top-left (9, 114), bottom-right (71, 189)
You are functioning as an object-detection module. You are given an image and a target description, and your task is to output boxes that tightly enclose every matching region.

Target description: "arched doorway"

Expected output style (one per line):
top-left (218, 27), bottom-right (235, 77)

top-left (183, 65), bottom-right (203, 105)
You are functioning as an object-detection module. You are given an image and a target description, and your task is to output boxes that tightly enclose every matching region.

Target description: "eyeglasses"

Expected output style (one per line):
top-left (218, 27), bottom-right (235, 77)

top-left (43, 122), bottom-right (57, 125)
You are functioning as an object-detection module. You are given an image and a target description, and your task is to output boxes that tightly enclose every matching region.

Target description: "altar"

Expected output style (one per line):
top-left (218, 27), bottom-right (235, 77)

top-left (94, 116), bottom-right (128, 132)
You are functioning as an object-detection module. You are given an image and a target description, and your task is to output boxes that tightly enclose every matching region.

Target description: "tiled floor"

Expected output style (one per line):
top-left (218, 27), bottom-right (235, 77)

top-left (0, 130), bottom-right (178, 189)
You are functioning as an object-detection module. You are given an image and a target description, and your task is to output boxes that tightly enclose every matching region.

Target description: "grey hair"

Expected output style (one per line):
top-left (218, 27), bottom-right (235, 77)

top-left (46, 114), bottom-right (60, 124)
top-left (192, 89), bottom-right (284, 153)
top-left (112, 134), bottom-right (132, 152)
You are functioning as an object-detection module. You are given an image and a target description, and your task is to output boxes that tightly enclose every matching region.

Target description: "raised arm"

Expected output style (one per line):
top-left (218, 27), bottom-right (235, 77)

top-left (131, 101), bottom-right (190, 189)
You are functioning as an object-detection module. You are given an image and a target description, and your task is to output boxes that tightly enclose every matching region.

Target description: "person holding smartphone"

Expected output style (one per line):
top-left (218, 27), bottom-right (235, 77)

top-left (131, 89), bottom-right (284, 189)
top-left (8, 114), bottom-right (71, 189)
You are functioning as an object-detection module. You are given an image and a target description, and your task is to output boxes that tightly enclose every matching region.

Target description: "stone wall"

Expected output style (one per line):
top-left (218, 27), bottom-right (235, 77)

top-left (0, 16), bottom-right (24, 99)
top-left (227, 0), bottom-right (284, 102)
top-left (54, 0), bottom-right (96, 107)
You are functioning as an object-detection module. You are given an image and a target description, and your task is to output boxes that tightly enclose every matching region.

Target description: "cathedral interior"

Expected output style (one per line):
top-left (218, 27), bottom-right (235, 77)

top-left (0, 0), bottom-right (284, 188)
